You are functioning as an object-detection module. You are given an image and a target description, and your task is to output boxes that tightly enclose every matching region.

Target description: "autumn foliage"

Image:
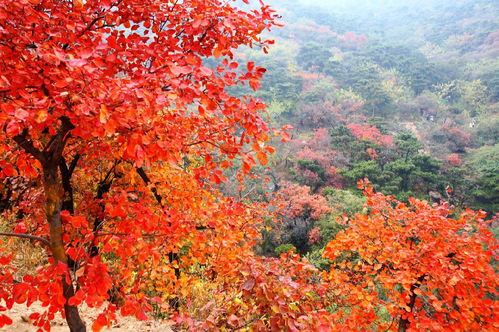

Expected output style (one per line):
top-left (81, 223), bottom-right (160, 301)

top-left (323, 179), bottom-right (498, 331)
top-left (277, 182), bottom-right (331, 220)
top-left (347, 123), bottom-right (393, 147)
top-left (0, 0), bottom-right (281, 330)
top-left (175, 252), bottom-right (336, 331)
top-left (0, 0), bottom-right (498, 331)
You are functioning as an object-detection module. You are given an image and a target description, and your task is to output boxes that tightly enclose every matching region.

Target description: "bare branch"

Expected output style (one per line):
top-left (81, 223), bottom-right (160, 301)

top-left (68, 154), bottom-right (81, 177)
top-left (13, 129), bottom-right (45, 162)
top-left (0, 232), bottom-right (50, 246)
top-left (136, 167), bottom-right (163, 207)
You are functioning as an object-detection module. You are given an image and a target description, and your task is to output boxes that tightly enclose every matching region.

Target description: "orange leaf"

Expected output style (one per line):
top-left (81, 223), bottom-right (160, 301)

top-left (256, 151), bottom-right (268, 165)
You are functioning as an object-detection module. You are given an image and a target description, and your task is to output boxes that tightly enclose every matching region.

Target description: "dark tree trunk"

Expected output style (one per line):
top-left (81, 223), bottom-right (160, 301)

top-left (59, 154), bottom-right (80, 215)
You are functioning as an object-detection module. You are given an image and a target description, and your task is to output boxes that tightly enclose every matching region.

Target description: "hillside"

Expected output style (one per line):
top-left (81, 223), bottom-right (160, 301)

top-left (226, 0), bottom-right (499, 260)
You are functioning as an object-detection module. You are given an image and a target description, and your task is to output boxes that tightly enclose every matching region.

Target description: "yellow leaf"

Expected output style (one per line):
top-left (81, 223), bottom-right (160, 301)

top-left (36, 110), bottom-right (48, 123)
top-left (99, 104), bottom-right (108, 123)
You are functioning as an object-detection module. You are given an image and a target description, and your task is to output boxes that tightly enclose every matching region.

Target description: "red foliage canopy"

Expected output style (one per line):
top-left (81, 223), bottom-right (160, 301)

top-left (0, 0), bottom-right (280, 330)
top-left (347, 123), bottom-right (393, 146)
top-left (323, 179), bottom-right (498, 331)
top-left (277, 182), bottom-right (331, 220)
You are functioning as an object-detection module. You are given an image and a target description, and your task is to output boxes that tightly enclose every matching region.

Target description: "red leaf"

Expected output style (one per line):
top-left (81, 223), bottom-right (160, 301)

top-left (135, 310), bottom-right (147, 321)
top-left (14, 109), bottom-right (29, 120)
top-left (199, 66), bottom-right (212, 76)
top-left (247, 61), bottom-right (255, 71)
top-left (242, 278), bottom-right (255, 291)
top-left (227, 314), bottom-right (239, 327)
top-left (79, 48), bottom-right (93, 59)
top-left (249, 78), bottom-right (260, 91)
top-left (12, 283), bottom-right (29, 304)
top-left (213, 47), bottom-right (223, 59)
top-left (92, 314), bottom-right (107, 332)
top-left (69, 58), bottom-right (88, 67)
top-left (170, 65), bottom-right (191, 76)
top-left (0, 315), bottom-right (13, 328)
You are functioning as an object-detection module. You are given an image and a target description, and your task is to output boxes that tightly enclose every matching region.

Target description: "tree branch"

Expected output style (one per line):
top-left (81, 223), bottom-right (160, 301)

top-left (136, 167), bottom-right (163, 207)
top-left (68, 153), bottom-right (81, 177)
top-left (59, 156), bottom-right (76, 215)
top-left (97, 232), bottom-right (171, 238)
top-left (135, 166), bottom-right (213, 231)
top-left (0, 232), bottom-right (50, 246)
top-left (13, 129), bottom-right (45, 162)
top-left (398, 274), bottom-right (426, 332)
top-left (79, 15), bottom-right (105, 36)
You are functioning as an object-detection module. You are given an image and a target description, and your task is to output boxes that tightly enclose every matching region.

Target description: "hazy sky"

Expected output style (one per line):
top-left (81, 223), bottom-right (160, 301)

top-left (291, 0), bottom-right (455, 11)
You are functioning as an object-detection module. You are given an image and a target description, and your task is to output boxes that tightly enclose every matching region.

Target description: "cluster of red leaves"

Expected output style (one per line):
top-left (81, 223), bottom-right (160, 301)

top-left (299, 102), bottom-right (345, 127)
top-left (446, 153), bottom-right (462, 167)
top-left (175, 252), bottom-right (335, 331)
top-left (277, 182), bottom-right (331, 220)
top-left (366, 147), bottom-right (378, 160)
top-left (338, 31), bottom-right (368, 48)
top-left (440, 125), bottom-right (472, 152)
top-left (291, 129), bottom-right (342, 189)
top-left (307, 128), bottom-right (330, 150)
top-left (347, 123), bottom-right (393, 146)
top-left (293, 71), bottom-right (321, 82)
top-left (308, 227), bottom-right (321, 245)
top-left (295, 21), bottom-right (337, 37)
top-left (0, 0), bottom-right (279, 174)
top-left (295, 148), bottom-right (333, 169)
top-left (323, 179), bottom-right (499, 331)
top-left (302, 169), bottom-right (321, 186)
top-left (484, 31), bottom-right (499, 46)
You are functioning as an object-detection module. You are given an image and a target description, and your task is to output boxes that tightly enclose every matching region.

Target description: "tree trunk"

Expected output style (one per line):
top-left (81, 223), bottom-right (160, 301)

top-left (13, 118), bottom-right (85, 331)
top-left (43, 164), bottom-right (86, 332)
top-left (398, 275), bottom-right (425, 332)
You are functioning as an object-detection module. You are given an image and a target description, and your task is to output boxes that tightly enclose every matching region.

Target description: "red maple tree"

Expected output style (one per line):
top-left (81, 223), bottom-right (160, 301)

top-left (0, 0), bottom-right (280, 330)
top-left (347, 123), bottom-right (393, 146)
top-left (277, 182), bottom-right (331, 220)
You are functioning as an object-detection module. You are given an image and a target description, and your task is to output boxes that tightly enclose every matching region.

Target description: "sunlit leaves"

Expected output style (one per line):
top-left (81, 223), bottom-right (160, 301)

top-left (323, 178), bottom-right (499, 330)
top-left (0, 0), bottom-right (280, 329)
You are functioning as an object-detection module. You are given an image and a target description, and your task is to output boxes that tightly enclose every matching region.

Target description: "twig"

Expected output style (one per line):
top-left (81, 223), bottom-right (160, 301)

top-left (96, 232), bottom-right (170, 238)
top-left (0, 232), bottom-right (50, 246)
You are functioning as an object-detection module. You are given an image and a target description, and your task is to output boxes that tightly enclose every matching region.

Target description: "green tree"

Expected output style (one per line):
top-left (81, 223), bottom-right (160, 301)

top-left (297, 43), bottom-right (332, 73)
top-left (459, 79), bottom-right (489, 117)
top-left (340, 160), bottom-right (382, 184)
top-left (468, 145), bottom-right (499, 214)
top-left (395, 133), bottom-right (422, 161)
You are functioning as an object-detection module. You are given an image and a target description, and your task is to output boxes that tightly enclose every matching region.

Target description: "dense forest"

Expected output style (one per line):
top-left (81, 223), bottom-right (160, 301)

top-left (227, 0), bottom-right (499, 259)
top-left (0, 0), bottom-right (497, 331)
